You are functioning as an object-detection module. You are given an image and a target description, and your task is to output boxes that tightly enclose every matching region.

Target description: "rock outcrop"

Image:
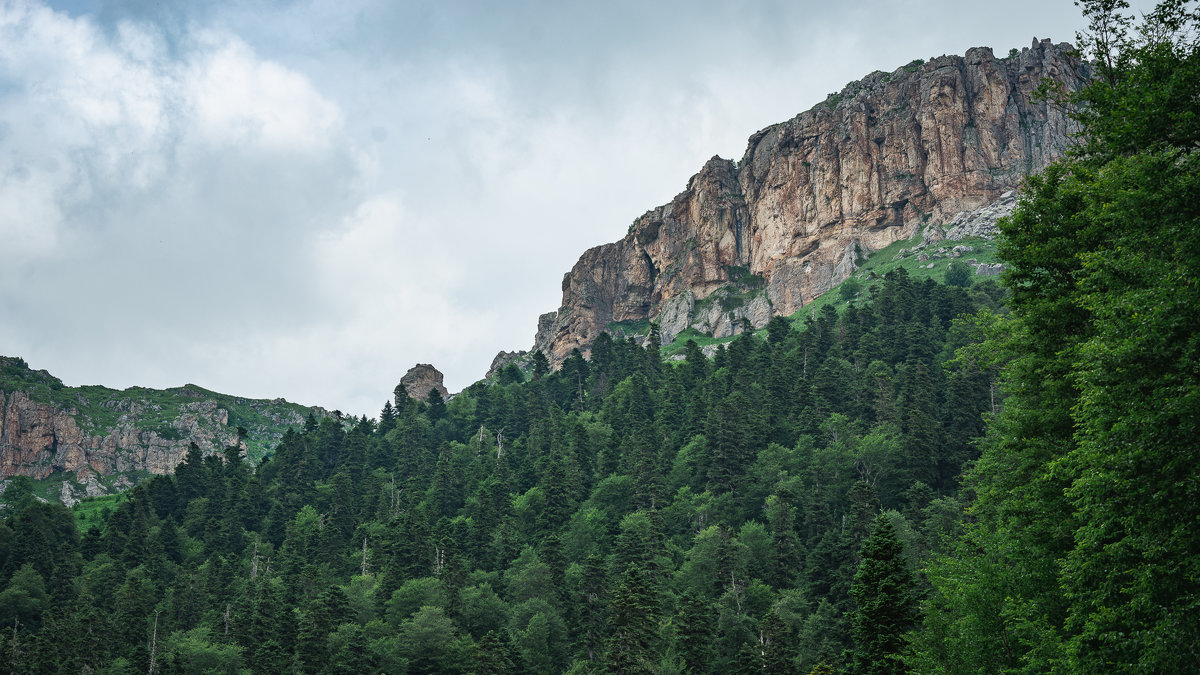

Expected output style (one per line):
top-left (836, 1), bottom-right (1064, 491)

top-left (943, 190), bottom-right (1019, 240)
top-left (0, 356), bottom-right (325, 501)
top-left (0, 389), bottom-right (240, 481)
top-left (397, 364), bottom-right (449, 403)
top-left (535, 40), bottom-right (1086, 362)
top-left (486, 351), bottom-right (529, 379)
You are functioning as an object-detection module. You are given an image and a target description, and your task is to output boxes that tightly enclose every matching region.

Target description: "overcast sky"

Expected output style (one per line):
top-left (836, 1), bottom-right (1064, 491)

top-left (0, 0), bottom-right (1130, 416)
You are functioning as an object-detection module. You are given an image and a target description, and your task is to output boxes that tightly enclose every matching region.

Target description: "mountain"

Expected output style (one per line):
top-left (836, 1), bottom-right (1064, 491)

top-left (0, 41), bottom-right (1085, 503)
top-left (0, 356), bottom-right (328, 505)
top-left (533, 39), bottom-right (1087, 364)
top-left (3, 1), bottom-right (1197, 669)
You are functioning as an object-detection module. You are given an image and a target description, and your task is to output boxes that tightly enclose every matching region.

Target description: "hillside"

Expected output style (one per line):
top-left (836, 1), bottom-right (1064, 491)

top-left (0, 266), bottom-right (1005, 672)
top-left (0, 357), bottom-right (327, 504)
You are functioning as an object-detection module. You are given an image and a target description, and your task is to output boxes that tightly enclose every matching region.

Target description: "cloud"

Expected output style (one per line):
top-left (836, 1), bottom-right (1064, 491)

top-left (0, 0), bottom-right (365, 400)
top-left (186, 33), bottom-right (343, 151)
top-left (0, 1), bottom-right (353, 256)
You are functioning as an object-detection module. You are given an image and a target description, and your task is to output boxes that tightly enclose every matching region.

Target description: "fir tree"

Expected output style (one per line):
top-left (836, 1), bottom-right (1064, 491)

top-left (604, 564), bottom-right (658, 674)
top-left (850, 513), bottom-right (916, 675)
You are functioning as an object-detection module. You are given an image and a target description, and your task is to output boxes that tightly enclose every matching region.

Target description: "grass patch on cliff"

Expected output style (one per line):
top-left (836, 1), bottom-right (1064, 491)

top-left (692, 270), bottom-right (769, 317)
top-left (661, 329), bottom-right (739, 357)
top-left (847, 230), bottom-right (1000, 283)
top-left (73, 493), bottom-right (126, 533)
top-left (725, 265), bottom-right (766, 291)
top-left (607, 318), bottom-right (652, 335)
top-left (604, 319), bottom-right (654, 346)
top-left (29, 473), bottom-right (68, 503)
top-left (777, 231), bottom-right (1002, 326)
top-left (782, 280), bottom-right (857, 324)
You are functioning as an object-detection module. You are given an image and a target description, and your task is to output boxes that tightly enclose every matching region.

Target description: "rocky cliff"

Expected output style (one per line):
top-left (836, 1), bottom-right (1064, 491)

top-left (0, 356), bottom-right (326, 504)
top-left (534, 39), bottom-right (1086, 362)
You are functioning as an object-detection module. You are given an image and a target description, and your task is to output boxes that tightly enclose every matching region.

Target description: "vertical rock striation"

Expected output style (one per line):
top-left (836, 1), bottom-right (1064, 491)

top-left (535, 40), bottom-right (1086, 362)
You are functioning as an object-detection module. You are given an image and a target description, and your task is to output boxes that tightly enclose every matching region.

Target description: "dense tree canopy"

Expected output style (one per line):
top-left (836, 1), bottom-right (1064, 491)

top-left (0, 268), bottom-right (1000, 673)
top-left (914, 1), bottom-right (1200, 671)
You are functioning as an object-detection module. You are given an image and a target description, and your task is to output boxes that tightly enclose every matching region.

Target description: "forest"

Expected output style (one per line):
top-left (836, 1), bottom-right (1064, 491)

top-left (0, 1), bottom-right (1197, 672)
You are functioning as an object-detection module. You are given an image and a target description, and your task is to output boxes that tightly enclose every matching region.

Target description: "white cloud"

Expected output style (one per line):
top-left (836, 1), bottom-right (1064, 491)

top-left (0, 0), bottom-right (368, 407)
top-left (0, 2), bottom-right (351, 270)
top-left (186, 34), bottom-right (343, 151)
top-left (0, 169), bottom-right (63, 258)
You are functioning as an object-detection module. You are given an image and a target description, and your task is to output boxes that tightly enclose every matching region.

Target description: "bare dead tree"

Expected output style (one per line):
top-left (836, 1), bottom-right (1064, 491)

top-left (250, 537), bottom-right (261, 581)
top-left (147, 610), bottom-right (160, 675)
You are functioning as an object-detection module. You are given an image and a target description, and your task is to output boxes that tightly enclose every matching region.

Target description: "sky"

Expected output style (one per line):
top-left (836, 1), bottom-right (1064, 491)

top-left (0, 0), bottom-right (1127, 416)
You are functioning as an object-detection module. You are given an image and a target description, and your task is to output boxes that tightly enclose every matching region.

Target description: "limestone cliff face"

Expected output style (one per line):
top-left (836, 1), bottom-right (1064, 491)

top-left (535, 40), bottom-right (1085, 362)
top-left (0, 389), bottom-right (253, 487)
top-left (0, 356), bottom-right (325, 503)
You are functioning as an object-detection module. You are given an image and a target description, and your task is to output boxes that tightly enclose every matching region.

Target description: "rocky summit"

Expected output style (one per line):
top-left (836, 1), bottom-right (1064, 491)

top-left (534, 39), bottom-right (1086, 363)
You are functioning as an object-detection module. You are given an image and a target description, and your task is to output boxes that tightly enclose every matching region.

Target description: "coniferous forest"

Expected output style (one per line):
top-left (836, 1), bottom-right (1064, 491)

top-left (1, 1), bottom-right (1197, 672)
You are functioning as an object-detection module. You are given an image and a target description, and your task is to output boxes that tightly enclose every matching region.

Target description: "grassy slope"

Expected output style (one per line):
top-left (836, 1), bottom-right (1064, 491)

top-left (656, 232), bottom-right (1000, 356)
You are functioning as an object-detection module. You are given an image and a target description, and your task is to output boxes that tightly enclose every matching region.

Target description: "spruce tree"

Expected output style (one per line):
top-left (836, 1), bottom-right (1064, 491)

top-left (604, 564), bottom-right (658, 674)
top-left (674, 592), bottom-right (715, 674)
top-left (850, 513), bottom-right (915, 675)
top-left (473, 630), bottom-right (517, 674)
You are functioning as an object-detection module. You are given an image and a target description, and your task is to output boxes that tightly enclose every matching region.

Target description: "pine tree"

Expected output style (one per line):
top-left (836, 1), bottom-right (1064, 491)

top-left (705, 392), bottom-right (760, 497)
top-left (532, 350), bottom-right (550, 381)
top-left (174, 443), bottom-right (209, 502)
top-left (761, 609), bottom-right (798, 673)
top-left (576, 553), bottom-right (609, 664)
top-left (473, 630), bottom-right (517, 674)
top-left (425, 387), bottom-right (448, 422)
top-left (379, 400), bottom-right (398, 435)
top-left (765, 494), bottom-right (803, 588)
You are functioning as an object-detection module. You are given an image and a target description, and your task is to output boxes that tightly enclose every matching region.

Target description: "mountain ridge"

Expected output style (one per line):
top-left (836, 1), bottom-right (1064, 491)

top-left (0, 355), bottom-right (330, 504)
top-left (531, 38), bottom-right (1087, 364)
top-left (1, 40), bottom-right (1085, 501)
